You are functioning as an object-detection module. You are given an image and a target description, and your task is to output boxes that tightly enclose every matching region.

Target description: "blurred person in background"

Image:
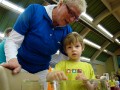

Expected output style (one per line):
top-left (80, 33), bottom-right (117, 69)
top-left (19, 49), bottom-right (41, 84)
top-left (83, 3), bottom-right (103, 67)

top-left (109, 75), bottom-right (116, 90)
top-left (0, 27), bottom-right (12, 64)
top-left (100, 75), bottom-right (110, 90)
top-left (115, 70), bottom-right (120, 87)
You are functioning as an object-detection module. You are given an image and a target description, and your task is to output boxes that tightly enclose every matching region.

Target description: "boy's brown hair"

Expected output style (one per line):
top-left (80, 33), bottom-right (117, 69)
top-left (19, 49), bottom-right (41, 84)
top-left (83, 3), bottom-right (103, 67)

top-left (63, 32), bottom-right (84, 51)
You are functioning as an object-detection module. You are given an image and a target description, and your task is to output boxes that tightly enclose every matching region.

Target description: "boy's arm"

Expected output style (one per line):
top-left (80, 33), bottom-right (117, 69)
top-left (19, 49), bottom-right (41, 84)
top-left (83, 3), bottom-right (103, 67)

top-left (46, 71), bottom-right (68, 82)
top-left (76, 73), bottom-right (96, 90)
top-left (83, 80), bottom-right (96, 90)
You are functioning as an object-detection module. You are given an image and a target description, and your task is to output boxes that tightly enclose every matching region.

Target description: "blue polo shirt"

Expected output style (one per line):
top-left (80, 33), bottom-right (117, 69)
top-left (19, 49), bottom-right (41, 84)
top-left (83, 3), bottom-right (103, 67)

top-left (13, 4), bottom-right (72, 73)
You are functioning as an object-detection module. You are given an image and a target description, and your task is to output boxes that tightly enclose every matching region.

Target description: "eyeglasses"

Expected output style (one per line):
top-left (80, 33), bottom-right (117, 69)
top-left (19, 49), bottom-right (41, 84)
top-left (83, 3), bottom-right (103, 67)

top-left (66, 4), bottom-right (79, 21)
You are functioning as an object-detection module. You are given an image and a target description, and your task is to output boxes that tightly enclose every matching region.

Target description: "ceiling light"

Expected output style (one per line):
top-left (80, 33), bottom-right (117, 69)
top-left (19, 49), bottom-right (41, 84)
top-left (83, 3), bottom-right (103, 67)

top-left (0, 0), bottom-right (3, 3)
top-left (103, 49), bottom-right (108, 53)
top-left (1, 0), bottom-right (24, 13)
top-left (81, 13), bottom-right (93, 22)
top-left (2, 0), bottom-right (18, 10)
top-left (97, 24), bottom-right (113, 38)
top-left (0, 32), bottom-right (4, 38)
top-left (84, 38), bottom-right (113, 55)
top-left (115, 39), bottom-right (120, 44)
top-left (80, 56), bottom-right (90, 62)
top-left (83, 38), bottom-right (101, 49)
top-left (17, 7), bottom-right (24, 13)
top-left (103, 49), bottom-right (113, 56)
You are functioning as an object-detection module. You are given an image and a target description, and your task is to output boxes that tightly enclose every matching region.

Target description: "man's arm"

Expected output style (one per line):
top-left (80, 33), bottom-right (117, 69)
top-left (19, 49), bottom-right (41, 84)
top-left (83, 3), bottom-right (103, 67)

top-left (2, 30), bottom-right (24, 74)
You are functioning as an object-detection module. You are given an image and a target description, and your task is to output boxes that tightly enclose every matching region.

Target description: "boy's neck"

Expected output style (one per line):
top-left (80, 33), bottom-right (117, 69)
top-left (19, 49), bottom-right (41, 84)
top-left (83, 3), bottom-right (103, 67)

top-left (69, 58), bottom-right (81, 62)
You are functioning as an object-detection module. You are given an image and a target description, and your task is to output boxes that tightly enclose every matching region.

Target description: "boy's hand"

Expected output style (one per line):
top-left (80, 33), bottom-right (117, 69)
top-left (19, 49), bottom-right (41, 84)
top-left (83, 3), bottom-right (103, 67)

top-left (47, 71), bottom-right (68, 81)
top-left (76, 72), bottom-right (95, 90)
top-left (75, 72), bottom-right (88, 83)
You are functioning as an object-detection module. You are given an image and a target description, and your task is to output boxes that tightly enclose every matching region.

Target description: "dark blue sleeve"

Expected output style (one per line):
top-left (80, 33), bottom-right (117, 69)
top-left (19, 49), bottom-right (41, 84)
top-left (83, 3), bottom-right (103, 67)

top-left (13, 4), bottom-right (34, 35)
top-left (59, 25), bottom-right (72, 56)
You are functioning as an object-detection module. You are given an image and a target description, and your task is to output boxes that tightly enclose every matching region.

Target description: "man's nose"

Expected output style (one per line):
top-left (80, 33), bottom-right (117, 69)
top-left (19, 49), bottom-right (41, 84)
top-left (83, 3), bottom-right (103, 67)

top-left (69, 17), bottom-right (75, 22)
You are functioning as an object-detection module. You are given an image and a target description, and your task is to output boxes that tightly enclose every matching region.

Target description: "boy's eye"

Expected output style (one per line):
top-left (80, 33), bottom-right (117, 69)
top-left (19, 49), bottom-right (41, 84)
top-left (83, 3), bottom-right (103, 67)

top-left (76, 45), bottom-right (80, 47)
top-left (66, 45), bottom-right (72, 49)
top-left (68, 46), bottom-right (72, 48)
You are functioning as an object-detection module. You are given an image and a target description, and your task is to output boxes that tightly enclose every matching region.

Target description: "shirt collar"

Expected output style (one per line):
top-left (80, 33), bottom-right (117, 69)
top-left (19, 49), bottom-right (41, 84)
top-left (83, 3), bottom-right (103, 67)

top-left (44, 5), bottom-right (67, 28)
top-left (44, 5), bottom-right (57, 21)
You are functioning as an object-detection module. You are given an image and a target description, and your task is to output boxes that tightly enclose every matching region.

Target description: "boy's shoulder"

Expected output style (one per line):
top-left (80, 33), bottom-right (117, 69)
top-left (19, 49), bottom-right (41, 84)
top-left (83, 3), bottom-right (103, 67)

top-left (80, 61), bottom-right (90, 65)
top-left (57, 60), bottom-right (69, 64)
top-left (58, 60), bottom-right (68, 63)
top-left (80, 61), bottom-right (92, 67)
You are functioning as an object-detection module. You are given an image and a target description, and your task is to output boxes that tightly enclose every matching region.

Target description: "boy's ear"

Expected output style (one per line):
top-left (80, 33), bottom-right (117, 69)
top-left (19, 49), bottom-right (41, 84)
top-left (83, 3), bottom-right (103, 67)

top-left (64, 49), bottom-right (67, 54)
top-left (64, 49), bottom-right (68, 56)
top-left (82, 47), bottom-right (84, 51)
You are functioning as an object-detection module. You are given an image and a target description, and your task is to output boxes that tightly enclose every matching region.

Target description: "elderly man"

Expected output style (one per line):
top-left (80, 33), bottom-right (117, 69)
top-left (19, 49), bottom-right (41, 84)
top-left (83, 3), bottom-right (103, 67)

top-left (2, 0), bottom-right (87, 89)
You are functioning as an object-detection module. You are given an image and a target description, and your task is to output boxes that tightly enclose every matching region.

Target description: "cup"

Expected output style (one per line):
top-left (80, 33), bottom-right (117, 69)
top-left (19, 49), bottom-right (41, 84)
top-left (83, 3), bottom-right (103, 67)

top-left (48, 79), bottom-right (109, 90)
top-left (21, 79), bottom-right (44, 90)
top-left (56, 80), bottom-right (83, 90)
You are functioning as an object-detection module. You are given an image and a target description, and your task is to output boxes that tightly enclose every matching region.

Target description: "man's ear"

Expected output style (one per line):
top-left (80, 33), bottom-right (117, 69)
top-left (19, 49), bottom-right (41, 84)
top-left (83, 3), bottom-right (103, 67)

top-left (59, 0), bottom-right (63, 3)
top-left (58, 0), bottom-right (64, 7)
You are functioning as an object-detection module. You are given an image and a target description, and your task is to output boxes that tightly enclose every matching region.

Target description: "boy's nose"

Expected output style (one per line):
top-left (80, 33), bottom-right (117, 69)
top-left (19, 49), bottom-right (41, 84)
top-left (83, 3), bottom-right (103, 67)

top-left (72, 46), bottom-right (76, 50)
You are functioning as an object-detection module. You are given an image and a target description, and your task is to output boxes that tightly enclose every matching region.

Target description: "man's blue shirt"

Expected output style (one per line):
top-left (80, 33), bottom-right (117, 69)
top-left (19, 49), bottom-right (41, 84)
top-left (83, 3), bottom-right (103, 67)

top-left (14, 4), bottom-right (72, 73)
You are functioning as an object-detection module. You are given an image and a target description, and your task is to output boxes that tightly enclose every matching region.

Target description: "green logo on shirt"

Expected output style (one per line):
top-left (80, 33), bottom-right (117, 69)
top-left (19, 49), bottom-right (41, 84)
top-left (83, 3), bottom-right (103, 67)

top-left (66, 69), bottom-right (82, 73)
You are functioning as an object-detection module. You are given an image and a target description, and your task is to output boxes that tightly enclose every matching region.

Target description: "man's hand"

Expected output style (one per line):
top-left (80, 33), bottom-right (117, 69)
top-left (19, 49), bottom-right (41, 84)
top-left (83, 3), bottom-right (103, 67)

top-left (47, 71), bottom-right (68, 81)
top-left (1, 58), bottom-right (21, 74)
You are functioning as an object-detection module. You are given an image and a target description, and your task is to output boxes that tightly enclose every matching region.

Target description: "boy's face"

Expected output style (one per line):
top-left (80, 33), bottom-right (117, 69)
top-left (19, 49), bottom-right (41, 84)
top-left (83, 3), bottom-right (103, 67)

top-left (65, 42), bottom-right (83, 61)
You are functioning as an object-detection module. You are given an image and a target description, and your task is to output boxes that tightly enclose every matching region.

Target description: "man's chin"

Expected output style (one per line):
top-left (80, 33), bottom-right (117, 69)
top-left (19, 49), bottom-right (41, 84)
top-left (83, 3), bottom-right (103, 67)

top-left (57, 24), bottom-right (68, 27)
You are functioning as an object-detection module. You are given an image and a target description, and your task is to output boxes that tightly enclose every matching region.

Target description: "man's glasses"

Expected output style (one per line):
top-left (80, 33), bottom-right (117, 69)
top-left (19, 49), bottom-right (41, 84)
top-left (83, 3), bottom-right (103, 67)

top-left (66, 4), bottom-right (79, 21)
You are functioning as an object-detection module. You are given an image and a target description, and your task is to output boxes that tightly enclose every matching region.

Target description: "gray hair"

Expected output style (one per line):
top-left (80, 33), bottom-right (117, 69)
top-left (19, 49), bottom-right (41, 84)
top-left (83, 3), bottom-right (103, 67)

top-left (62, 0), bottom-right (87, 13)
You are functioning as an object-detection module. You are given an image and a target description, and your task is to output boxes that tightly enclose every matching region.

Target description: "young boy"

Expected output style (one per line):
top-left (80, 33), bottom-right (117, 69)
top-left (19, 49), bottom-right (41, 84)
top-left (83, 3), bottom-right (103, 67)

top-left (46, 32), bottom-right (96, 90)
